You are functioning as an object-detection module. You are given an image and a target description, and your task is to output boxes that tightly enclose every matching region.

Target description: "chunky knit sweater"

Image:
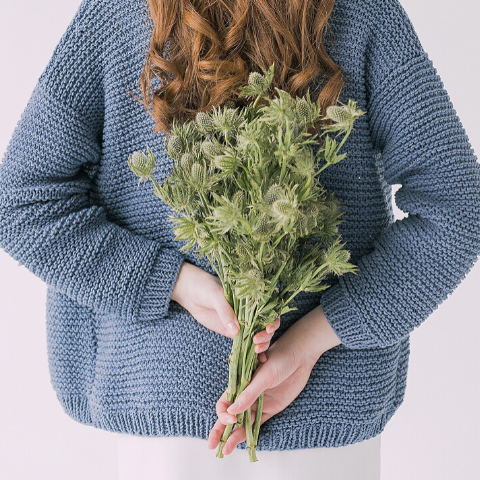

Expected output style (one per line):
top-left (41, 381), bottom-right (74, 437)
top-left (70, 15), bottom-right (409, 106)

top-left (1, 0), bottom-right (479, 451)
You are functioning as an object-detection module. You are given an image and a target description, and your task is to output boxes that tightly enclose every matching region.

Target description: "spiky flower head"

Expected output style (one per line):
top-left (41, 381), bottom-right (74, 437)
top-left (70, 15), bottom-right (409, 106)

top-left (295, 98), bottom-right (310, 120)
top-left (180, 152), bottom-right (195, 170)
top-left (201, 140), bottom-right (222, 159)
top-left (326, 105), bottom-right (351, 126)
top-left (166, 134), bottom-right (183, 157)
top-left (264, 184), bottom-right (284, 204)
top-left (235, 242), bottom-right (250, 260)
top-left (127, 147), bottom-right (156, 186)
top-left (224, 100), bottom-right (237, 109)
top-left (271, 199), bottom-right (297, 225)
top-left (212, 154), bottom-right (239, 173)
top-left (195, 111), bottom-right (216, 134)
top-left (252, 214), bottom-right (275, 242)
top-left (231, 190), bottom-right (244, 208)
top-left (191, 162), bottom-right (204, 185)
top-left (248, 72), bottom-right (266, 90)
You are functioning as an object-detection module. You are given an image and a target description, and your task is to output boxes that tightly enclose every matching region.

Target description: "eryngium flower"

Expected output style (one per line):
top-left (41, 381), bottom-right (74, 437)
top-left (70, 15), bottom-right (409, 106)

top-left (127, 147), bottom-right (155, 186)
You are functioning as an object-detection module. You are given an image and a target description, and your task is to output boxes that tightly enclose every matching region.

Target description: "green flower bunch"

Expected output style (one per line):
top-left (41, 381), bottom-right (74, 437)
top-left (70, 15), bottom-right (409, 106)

top-left (127, 63), bottom-right (364, 462)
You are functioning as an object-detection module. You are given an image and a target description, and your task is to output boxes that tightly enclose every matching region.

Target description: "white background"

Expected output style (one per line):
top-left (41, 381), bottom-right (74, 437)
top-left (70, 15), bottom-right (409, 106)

top-left (0, 1), bottom-right (479, 479)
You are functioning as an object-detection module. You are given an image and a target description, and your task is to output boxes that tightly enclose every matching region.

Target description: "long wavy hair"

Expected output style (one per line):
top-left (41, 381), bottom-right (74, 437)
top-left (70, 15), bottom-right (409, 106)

top-left (131, 0), bottom-right (345, 137)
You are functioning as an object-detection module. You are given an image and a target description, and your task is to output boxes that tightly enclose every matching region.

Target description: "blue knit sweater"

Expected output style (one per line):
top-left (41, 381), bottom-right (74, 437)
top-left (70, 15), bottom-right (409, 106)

top-left (1, 0), bottom-right (479, 450)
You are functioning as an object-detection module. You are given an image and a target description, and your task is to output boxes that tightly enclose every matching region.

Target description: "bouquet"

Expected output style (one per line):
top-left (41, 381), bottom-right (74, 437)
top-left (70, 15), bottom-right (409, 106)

top-left (127, 63), bottom-right (364, 462)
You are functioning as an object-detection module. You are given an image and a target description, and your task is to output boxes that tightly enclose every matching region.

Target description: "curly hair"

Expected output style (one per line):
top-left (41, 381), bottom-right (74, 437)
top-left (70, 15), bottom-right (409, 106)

top-left (130, 0), bottom-right (345, 136)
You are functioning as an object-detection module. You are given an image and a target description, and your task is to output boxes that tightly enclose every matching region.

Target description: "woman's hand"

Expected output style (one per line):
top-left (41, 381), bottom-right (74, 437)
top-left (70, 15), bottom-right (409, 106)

top-left (171, 261), bottom-right (280, 341)
top-left (207, 304), bottom-right (341, 454)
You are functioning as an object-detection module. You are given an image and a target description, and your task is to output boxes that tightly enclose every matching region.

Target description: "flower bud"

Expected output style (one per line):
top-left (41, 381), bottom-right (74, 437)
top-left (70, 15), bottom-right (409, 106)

top-left (196, 111), bottom-right (215, 133)
top-left (167, 134), bottom-right (183, 157)
top-left (127, 149), bottom-right (155, 186)
top-left (180, 152), bottom-right (195, 170)
top-left (202, 140), bottom-right (222, 159)
top-left (264, 184), bottom-right (283, 204)
top-left (325, 105), bottom-right (351, 125)
top-left (231, 191), bottom-right (244, 208)
top-left (224, 100), bottom-right (237, 109)
top-left (191, 162), bottom-right (204, 185)
top-left (235, 243), bottom-right (250, 260)
top-left (248, 71), bottom-right (266, 89)
top-left (295, 98), bottom-right (310, 119)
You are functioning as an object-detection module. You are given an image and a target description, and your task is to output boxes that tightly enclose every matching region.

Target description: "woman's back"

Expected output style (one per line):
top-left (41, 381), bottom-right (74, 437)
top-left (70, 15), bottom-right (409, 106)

top-left (0, 0), bottom-right (479, 463)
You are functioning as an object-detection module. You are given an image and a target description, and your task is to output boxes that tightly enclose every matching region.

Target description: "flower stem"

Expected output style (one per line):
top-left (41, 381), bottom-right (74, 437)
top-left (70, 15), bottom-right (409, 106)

top-left (245, 406), bottom-right (258, 462)
top-left (253, 391), bottom-right (263, 447)
top-left (227, 323), bottom-right (243, 402)
top-left (216, 422), bottom-right (234, 458)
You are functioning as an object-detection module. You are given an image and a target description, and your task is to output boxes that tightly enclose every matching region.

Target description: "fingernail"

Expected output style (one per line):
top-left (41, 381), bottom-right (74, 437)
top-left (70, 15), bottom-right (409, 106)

top-left (227, 402), bottom-right (239, 413)
top-left (256, 336), bottom-right (265, 343)
top-left (227, 322), bottom-right (238, 332)
top-left (225, 417), bottom-right (236, 424)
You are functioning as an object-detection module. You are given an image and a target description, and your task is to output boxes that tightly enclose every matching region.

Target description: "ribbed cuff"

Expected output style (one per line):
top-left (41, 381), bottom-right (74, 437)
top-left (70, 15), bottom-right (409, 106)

top-left (135, 247), bottom-right (186, 322)
top-left (320, 280), bottom-right (378, 350)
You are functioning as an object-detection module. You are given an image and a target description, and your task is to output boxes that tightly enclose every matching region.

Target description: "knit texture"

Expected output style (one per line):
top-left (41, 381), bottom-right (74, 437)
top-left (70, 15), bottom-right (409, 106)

top-left (1, 0), bottom-right (479, 450)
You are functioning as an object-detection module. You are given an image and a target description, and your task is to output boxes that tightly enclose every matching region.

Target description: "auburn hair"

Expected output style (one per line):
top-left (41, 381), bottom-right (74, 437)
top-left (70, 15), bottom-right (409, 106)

top-left (131, 0), bottom-right (345, 137)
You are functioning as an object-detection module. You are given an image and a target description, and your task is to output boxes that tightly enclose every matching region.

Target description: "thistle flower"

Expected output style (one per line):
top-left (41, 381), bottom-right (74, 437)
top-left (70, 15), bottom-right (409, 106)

top-left (190, 162), bottom-right (205, 186)
top-left (201, 139), bottom-right (223, 159)
top-left (196, 111), bottom-right (216, 134)
top-left (295, 98), bottom-right (310, 120)
top-left (224, 100), bottom-right (237, 109)
top-left (127, 147), bottom-right (156, 186)
top-left (166, 134), bottom-right (183, 158)
top-left (180, 152), bottom-right (195, 170)
top-left (249, 72), bottom-right (266, 90)
top-left (326, 105), bottom-right (351, 126)
top-left (264, 184), bottom-right (284, 204)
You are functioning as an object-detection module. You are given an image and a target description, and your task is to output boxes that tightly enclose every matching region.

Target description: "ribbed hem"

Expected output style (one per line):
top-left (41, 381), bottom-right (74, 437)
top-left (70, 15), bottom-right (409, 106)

top-left (57, 393), bottom-right (402, 450)
top-left (135, 247), bottom-right (186, 322)
top-left (320, 280), bottom-right (379, 350)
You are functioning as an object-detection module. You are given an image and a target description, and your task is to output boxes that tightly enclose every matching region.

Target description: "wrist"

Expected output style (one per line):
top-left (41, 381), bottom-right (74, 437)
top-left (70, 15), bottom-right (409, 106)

top-left (171, 260), bottom-right (189, 303)
top-left (296, 304), bottom-right (342, 366)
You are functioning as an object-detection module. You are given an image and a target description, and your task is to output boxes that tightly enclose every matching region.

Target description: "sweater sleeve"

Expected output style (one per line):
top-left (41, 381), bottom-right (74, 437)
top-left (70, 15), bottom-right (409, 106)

top-left (0, 0), bottom-right (186, 322)
top-left (319, 0), bottom-right (480, 349)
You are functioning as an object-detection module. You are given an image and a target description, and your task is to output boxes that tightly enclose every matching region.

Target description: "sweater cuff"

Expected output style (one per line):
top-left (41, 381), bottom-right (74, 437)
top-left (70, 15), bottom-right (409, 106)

top-left (320, 280), bottom-right (379, 350)
top-left (135, 247), bottom-right (186, 322)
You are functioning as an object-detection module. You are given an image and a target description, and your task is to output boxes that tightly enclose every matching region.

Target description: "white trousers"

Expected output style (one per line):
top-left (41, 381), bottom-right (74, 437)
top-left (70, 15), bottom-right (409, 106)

top-left (116, 433), bottom-right (381, 480)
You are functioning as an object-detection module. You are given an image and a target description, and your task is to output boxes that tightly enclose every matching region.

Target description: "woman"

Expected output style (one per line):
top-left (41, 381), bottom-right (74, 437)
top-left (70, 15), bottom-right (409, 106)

top-left (0, 0), bottom-right (479, 478)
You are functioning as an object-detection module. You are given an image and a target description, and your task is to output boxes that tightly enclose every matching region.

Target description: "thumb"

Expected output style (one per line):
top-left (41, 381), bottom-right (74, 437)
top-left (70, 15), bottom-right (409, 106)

top-left (212, 290), bottom-right (240, 336)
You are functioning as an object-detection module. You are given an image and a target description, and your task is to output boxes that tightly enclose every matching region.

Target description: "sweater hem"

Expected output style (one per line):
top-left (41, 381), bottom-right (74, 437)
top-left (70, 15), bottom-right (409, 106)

top-left (56, 393), bottom-right (402, 450)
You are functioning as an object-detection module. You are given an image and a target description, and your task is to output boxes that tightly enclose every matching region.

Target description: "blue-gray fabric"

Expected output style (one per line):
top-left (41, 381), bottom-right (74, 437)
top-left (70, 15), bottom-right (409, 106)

top-left (1, 0), bottom-right (479, 450)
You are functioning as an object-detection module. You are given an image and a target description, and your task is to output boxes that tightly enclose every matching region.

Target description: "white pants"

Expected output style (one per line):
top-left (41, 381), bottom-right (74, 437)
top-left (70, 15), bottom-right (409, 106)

top-left (116, 433), bottom-right (381, 480)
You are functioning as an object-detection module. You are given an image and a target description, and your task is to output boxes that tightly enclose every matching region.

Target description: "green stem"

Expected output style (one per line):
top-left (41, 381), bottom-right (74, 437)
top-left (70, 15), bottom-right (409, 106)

top-left (245, 406), bottom-right (258, 462)
top-left (317, 125), bottom-right (353, 173)
top-left (216, 299), bottom-right (263, 460)
top-left (279, 263), bottom-right (329, 307)
top-left (216, 423), bottom-right (234, 458)
top-left (253, 392), bottom-right (263, 447)
top-left (258, 241), bottom-right (265, 276)
top-left (227, 323), bottom-right (243, 402)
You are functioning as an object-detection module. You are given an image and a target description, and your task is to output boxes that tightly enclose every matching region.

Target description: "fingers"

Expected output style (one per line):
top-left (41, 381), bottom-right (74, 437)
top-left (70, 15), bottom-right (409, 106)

top-left (215, 390), bottom-right (237, 426)
top-left (212, 407), bottom-right (273, 455)
top-left (212, 286), bottom-right (240, 338)
top-left (207, 417), bottom-right (228, 450)
top-left (222, 423), bottom-right (248, 455)
top-left (226, 364), bottom-right (273, 415)
top-left (253, 316), bottom-right (281, 353)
